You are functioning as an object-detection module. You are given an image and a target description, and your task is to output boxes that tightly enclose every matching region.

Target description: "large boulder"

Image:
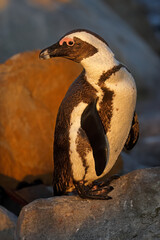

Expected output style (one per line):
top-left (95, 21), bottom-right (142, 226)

top-left (0, 206), bottom-right (17, 240)
top-left (0, 51), bottom-right (82, 188)
top-left (16, 167), bottom-right (160, 240)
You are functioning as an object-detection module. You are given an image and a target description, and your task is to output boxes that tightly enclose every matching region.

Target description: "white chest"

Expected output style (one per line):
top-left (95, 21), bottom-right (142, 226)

top-left (84, 68), bottom-right (137, 180)
top-left (69, 68), bottom-right (137, 183)
top-left (103, 69), bottom-right (137, 174)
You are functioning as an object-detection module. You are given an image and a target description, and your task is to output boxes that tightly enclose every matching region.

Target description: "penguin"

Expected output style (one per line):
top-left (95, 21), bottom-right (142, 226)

top-left (39, 29), bottom-right (139, 200)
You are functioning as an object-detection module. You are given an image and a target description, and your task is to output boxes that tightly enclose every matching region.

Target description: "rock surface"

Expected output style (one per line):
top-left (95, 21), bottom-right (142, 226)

top-left (0, 206), bottom-right (17, 240)
top-left (123, 101), bottom-right (160, 174)
top-left (0, 51), bottom-right (82, 188)
top-left (105, 0), bottom-right (160, 54)
top-left (16, 167), bottom-right (160, 240)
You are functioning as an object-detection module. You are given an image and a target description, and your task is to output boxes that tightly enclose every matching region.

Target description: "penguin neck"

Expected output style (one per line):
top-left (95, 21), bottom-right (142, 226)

top-left (81, 49), bottom-right (119, 83)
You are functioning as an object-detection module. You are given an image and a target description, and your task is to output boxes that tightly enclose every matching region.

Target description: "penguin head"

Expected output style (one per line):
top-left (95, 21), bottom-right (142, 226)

top-left (39, 29), bottom-right (113, 64)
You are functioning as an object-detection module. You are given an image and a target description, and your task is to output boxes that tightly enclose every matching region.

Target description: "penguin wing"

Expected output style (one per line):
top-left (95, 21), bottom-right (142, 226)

top-left (124, 111), bottom-right (139, 150)
top-left (81, 99), bottom-right (109, 176)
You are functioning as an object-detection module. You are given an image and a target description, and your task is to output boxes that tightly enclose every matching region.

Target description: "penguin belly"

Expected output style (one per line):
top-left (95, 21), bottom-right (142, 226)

top-left (69, 70), bottom-right (136, 184)
top-left (103, 69), bottom-right (137, 175)
top-left (69, 101), bottom-right (108, 185)
top-left (69, 102), bottom-right (92, 182)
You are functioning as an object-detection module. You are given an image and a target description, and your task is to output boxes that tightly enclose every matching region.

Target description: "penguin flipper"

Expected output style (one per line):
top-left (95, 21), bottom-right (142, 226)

top-left (81, 99), bottom-right (108, 176)
top-left (124, 111), bottom-right (139, 150)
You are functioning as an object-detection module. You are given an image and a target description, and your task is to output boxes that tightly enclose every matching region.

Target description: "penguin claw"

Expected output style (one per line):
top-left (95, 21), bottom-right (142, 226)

top-left (98, 174), bottom-right (120, 187)
top-left (74, 176), bottom-right (119, 200)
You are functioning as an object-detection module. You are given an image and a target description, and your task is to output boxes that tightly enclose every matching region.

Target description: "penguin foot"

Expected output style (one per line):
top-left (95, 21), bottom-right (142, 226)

top-left (96, 174), bottom-right (120, 187)
top-left (74, 175), bottom-right (119, 200)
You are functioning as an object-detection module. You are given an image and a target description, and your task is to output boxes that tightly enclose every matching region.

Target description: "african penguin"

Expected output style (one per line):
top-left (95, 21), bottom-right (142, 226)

top-left (39, 29), bottom-right (139, 200)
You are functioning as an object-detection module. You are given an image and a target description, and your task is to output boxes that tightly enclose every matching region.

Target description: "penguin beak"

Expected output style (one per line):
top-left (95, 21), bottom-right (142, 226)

top-left (39, 42), bottom-right (67, 60)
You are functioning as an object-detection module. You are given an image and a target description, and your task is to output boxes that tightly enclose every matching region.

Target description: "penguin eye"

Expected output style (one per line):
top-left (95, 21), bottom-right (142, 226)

top-left (59, 38), bottom-right (75, 47)
top-left (67, 41), bottom-right (74, 46)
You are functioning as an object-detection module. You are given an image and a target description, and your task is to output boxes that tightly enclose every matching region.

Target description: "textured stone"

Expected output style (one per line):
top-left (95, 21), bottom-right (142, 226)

top-left (15, 184), bottom-right (53, 204)
top-left (123, 101), bottom-right (160, 174)
top-left (105, 0), bottom-right (160, 54)
top-left (28, 0), bottom-right (71, 9)
top-left (0, 51), bottom-right (82, 188)
top-left (16, 167), bottom-right (160, 240)
top-left (0, 0), bottom-right (9, 11)
top-left (0, 206), bottom-right (17, 240)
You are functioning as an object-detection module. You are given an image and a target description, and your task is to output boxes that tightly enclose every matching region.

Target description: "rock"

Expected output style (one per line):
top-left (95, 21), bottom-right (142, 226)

top-left (16, 167), bottom-right (160, 240)
top-left (0, 51), bottom-right (82, 188)
top-left (0, 206), bottom-right (17, 240)
top-left (104, 0), bottom-right (160, 54)
top-left (0, 184), bottom-right (53, 216)
top-left (0, 0), bottom-right (9, 11)
top-left (0, 0), bottom-right (160, 96)
top-left (122, 101), bottom-right (160, 174)
top-left (14, 184), bottom-right (53, 204)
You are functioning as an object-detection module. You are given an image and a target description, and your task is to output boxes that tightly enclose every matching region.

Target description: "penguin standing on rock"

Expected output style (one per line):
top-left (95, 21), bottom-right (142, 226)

top-left (39, 29), bottom-right (139, 200)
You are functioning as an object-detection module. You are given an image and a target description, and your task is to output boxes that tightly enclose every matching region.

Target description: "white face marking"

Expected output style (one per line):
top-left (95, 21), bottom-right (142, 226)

top-left (66, 31), bottom-right (119, 80)
top-left (64, 31), bottom-right (119, 109)
top-left (67, 31), bottom-right (107, 50)
top-left (69, 102), bottom-right (88, 181)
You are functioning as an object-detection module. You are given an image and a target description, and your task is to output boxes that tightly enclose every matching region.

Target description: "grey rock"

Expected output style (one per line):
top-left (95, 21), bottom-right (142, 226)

top-left (123, 102), bottom-right (160, 174)
top-left (105, 0), bottom-right (160, 53)
top-left (16, 167), bottom-right (160, 240)
top-left (15, 184), bottom-right (53, 204)
top-left (0, 206), bottom-right (17, 240)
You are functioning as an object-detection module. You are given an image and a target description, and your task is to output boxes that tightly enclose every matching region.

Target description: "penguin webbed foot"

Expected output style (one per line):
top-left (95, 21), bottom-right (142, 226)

top-left (74, 175), bottom-right (119, 200)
